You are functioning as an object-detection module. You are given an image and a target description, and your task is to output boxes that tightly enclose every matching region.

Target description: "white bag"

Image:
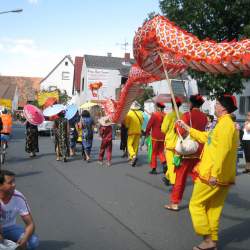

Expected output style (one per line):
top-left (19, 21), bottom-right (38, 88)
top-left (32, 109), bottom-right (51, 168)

top-left (0, 240), bottom-right (19, 250)
top-left (175, 135), bottom-right (199, 156)
top-left (175, 111), bottom-right (199, 156)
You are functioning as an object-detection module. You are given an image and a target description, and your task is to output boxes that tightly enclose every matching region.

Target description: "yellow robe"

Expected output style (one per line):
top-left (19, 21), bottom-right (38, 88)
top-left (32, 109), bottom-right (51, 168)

top-left (189, 114), bottom-right (238, 241)
top-left (190, 114), bottom-right (238, 186)
top-left (161, 111), bottom-right (182, 184)
top-left (124, 109), bottom-right (143, 159)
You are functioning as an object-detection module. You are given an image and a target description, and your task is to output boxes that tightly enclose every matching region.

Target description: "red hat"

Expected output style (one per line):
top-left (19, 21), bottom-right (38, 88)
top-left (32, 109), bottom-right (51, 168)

top-left (171, 97), bottom-right (182, 107)
top-left (190, 94), bottom-right (204, 107)
top-left (218, 94), bottom-right (237, 113)
top-left (156, 102), bottom-right (165, 108)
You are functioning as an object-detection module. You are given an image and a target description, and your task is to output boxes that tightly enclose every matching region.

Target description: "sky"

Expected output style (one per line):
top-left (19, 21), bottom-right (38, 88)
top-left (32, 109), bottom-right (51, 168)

top-left (0, 0), bottom-right (161, 77)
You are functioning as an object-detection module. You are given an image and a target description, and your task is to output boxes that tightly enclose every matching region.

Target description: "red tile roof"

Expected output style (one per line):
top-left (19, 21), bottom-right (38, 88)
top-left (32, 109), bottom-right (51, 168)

top-left (0, 76), bottom-right (42, 107)
top-left (0, 81), bottom-right (17, 100)
top-left (73, 56), bottom-right (83, 92)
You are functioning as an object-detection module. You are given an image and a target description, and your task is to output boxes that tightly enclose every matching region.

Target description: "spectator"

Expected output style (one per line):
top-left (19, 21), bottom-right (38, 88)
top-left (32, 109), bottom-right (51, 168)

top-left (242, 112), bottom-right (250, 174)
top-left (0, 170), bottom-right (39, 249)
top-left (205, 114), bottom-right (216, 131)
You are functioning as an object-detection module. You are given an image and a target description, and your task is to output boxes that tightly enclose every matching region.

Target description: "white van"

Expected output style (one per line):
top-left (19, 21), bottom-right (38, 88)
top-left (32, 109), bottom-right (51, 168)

top-left (38, 119), bottom-right (54, 136)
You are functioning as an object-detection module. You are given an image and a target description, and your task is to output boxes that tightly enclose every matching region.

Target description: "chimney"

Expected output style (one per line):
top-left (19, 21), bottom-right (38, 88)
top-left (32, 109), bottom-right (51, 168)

top-left (107, 52), bottom-right (112, 57)
top-left (124, 53), bottom-right (130, 63)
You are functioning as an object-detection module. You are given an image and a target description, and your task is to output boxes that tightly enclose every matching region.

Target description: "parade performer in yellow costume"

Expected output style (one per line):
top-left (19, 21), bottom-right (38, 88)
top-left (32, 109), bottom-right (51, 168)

top-left (178, 95), bottom-right (238, 250)
top-left (161, 97), bottom-right (182, 185)
top-left (124, 101), bottom-right (143, 167)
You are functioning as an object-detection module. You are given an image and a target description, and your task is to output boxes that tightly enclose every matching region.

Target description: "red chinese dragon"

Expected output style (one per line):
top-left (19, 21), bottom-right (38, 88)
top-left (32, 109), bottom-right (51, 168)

top-left (104, 16), bottom-right (250, 123)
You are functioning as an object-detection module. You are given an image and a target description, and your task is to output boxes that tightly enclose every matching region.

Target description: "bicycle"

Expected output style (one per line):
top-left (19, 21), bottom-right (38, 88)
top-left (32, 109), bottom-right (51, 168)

top-left (0, 134), bottom-right (9, 168)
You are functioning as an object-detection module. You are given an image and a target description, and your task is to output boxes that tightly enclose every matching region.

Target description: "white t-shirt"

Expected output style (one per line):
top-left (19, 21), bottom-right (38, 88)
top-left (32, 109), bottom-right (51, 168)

top-left (0, 190), bottom-right (30, 228)
top-left (242, 128), bottom-right (250, 140)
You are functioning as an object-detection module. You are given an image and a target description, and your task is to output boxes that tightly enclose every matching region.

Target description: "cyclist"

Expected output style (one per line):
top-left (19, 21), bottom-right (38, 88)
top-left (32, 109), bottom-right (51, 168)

top-left (0, 109), bottom-right (12, 148)
top-left (0, 116), bottom-right (2, 146)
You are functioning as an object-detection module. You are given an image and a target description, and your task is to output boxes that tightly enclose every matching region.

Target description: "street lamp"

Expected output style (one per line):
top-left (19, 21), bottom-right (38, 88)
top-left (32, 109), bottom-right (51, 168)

top-left (0, 9), bottom-right (23, 15)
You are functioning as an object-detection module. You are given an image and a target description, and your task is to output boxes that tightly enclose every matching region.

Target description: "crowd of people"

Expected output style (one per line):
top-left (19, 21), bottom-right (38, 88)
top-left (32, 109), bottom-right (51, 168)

top-left (0, 92), bottom-right (249, 249)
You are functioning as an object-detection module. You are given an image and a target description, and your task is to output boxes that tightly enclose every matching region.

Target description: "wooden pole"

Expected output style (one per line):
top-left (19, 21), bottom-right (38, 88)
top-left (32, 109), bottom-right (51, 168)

top-left (158, 52), bottom-right (180, 120)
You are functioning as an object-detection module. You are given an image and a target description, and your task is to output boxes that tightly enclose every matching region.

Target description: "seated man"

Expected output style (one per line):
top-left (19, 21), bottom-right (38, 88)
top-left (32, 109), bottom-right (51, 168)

top-left (0, 170), bottom-right (39, 249)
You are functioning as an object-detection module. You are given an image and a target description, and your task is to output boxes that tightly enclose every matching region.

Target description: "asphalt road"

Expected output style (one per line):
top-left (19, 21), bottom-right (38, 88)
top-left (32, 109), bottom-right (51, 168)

top-left (3, 124), bottom-right (250, 250)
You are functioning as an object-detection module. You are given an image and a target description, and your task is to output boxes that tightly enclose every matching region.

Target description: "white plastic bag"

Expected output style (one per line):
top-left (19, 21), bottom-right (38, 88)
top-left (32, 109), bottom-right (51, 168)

top-left (0, 240), bottom-right (19, 250)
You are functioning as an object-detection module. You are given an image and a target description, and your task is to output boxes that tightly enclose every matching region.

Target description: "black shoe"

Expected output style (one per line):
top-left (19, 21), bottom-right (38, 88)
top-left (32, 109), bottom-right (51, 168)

top-left (122, 152), bottom-right (128, 158)
top-left (63, 157), bottom-right (67, 162)
top-left (131, 157), bottom-right (137, 167)
top-left (162, 162), bottom-right (167, 174)
top-left (242, 169), bottom-right (250, 174)
top-left (149, 169), bottom-right (157, 175)
top-left (162, 177), bottom-right (170, 186)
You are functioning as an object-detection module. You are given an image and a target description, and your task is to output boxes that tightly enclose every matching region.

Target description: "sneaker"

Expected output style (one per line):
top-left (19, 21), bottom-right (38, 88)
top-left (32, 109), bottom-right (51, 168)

top-left (149, 169), bottom-right (157, 175)
top-left (106, 161), bottom-right (111, 167)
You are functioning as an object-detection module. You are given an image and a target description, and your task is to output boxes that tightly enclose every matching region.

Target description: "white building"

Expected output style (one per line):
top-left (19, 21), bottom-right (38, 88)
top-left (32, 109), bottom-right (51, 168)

top-left (144, 74), bottom-right (199, 113)
top-left (73, 53), bottom-right (133, 107)
top-left (40, 55), bottom-right (74, 97)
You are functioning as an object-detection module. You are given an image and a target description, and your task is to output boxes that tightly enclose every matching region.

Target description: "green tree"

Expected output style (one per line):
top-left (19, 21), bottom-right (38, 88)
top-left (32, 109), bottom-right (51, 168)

top-left (158, 0), bottom-right (250, 98)
top-left (57, 89), bottom-right (71, 105)
top-left (136, 85), bottom-right (155, 109)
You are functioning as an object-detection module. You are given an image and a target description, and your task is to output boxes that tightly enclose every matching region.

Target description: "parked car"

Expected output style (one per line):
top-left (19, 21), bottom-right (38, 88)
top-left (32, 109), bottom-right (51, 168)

top-left (38, 120), bottom-right (54, 136)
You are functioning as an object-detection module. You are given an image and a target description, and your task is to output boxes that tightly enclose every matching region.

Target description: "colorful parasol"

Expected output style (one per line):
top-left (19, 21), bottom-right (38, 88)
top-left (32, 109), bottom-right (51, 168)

top-left (80, 102), bottom-right (99, 110)
top-left (23, 104), bottom-right (44, 125)
top-left (43, 104), bottom-right (65, 117)
top-left (65, 104), bottom-right (78, 120)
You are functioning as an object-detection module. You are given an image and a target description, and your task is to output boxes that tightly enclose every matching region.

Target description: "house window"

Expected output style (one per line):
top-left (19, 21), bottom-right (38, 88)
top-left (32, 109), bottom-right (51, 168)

top-left (48, 86), bottom-right (57, 91)
top-left (239, 96), bottom-right (246, 115)
top-left (65, 61), bottom-right (68, 66)
top-left (82, 77), bottom-right (84, 91)
top-left (62, 71), bottom-right (70, 80)
top-left (121, 77), bottom-right (128, 85)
